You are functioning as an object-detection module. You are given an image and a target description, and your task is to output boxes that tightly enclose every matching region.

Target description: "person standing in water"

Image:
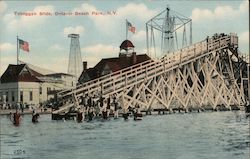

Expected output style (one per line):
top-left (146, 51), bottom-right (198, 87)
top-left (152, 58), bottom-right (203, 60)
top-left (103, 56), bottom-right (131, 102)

top-left (113, 94), bottom-right (119, 118)
top-left (107, 95), bottom-right (111, 117)
top-left (32, 110), bottom-right (39, 123)
top-left (13, 109), bottom-right (21, 126)
top-left (84, 94), bottom-right (89, 113)
top-left (88, 94), bottom-right (93, 108)
top-left (102, 100), bottom-right (109, 120)
top-left (99, 95), bottom-right (104, 108)
top-left (88, 107), bottom-right (95, 121)
top-left (122, 109), bottom-right (129, 120)
top-left (77, 108), bottom-right (84, 122)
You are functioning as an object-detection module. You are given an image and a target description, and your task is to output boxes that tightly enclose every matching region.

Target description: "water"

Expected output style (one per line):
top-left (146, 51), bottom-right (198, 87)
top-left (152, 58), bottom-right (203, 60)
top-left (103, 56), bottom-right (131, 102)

top-left (0, 111), bottom-right (249, 159)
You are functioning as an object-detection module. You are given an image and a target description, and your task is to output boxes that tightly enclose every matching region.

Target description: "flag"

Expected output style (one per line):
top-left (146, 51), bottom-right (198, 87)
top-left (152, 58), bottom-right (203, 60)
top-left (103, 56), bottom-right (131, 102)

top-left (19, 39), bottom-right (29, 52)
top-left (127, 20), bottom-right (135, 33)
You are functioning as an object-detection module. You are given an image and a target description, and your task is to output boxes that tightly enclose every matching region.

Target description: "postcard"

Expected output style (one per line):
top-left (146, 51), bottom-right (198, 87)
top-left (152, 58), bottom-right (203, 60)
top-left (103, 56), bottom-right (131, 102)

top-left (0, 0), bottom-right (249, 159)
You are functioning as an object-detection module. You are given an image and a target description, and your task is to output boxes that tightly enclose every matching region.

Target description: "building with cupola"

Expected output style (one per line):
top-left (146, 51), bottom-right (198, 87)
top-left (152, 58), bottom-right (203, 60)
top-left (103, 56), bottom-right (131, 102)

top-left (78, 40), bottom-right (151, 83)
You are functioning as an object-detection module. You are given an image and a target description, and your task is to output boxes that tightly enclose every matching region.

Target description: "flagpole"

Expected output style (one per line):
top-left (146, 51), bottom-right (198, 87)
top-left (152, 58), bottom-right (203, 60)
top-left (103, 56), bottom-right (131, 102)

top-left (126, 19), bottom-right (128, 40)
top-left (17, 36), bottom-right (19, 65)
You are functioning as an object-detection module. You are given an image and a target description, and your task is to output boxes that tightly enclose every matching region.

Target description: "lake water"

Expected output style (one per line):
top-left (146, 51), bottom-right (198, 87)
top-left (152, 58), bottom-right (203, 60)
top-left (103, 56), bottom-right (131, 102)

top-left (0, 111), bottom-right (249, 159)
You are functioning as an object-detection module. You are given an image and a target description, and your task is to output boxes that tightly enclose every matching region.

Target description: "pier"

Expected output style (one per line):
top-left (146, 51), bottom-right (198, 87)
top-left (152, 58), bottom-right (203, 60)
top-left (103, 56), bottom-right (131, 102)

top-left (54, 33), bottom-right (249, 119)
top-left (51, 7), bottom-right (249, 120)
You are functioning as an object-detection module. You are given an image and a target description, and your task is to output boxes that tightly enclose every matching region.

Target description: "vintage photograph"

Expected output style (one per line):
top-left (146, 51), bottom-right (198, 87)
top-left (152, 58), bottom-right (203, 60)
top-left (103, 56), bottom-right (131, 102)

top-left (0, 0), bottom-right (249, 159)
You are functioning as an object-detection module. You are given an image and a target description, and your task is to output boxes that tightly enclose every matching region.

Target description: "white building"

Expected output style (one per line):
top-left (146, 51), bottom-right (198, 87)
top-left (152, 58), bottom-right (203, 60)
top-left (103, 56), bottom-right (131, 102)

top-left (0, 64), bottom-right (76, 108)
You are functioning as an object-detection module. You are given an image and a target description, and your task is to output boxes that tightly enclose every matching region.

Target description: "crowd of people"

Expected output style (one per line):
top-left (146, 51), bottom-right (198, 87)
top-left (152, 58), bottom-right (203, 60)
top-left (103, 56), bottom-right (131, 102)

top-left (6, 93), bottom-right (143, 126)
top-left (1, 102), bottom-right (26, 112)
top-left (59, 93), bottom-right (143, 122)
top-left (8, 109), bottom-right (40, 126)
top-left (75, 93), bottom-right (124, 122)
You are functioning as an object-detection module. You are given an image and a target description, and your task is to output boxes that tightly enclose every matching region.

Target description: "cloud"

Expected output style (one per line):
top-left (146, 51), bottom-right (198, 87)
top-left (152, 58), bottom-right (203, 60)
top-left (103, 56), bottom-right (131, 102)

top-left (140, 46), bottom-right (162, 58)
top-left (63, 26), bottom-right (85, 37)
top-left (0, 43), bottom-right (15, 52)
top-left (0, 48), bottom-right (17, 75)
top-left (39, 56), bottom-right (68, 73)
top-left (214, 6), bottom-right (237, 18)
top-left (47, 44), bottom-right (66, 57)
top-left (130, 30), bottom-right (150, 51)
top-left (82, 43), bottom-right (119, 56)
top-left (239, 0), bottom-right (249, 12)
top-left (191, 6), bottom-right (235, 22)
top-left (0, 1), bottom-right (7, 14)
top-left (73, 3), bottom-right (157, 34)
top-left (238, 31), bottom-right (249, 55)
top-left (132, 30), bottom-right (146, 42)
top-left (191, 8), bottom-right (212, 22)
top-left (48, 44), bottom-right (64, 51)
top-left (19, 51), bottom-right (69, 74)
top-left (80, 56), bottom-right (100, 68)
top-left (117, 3), bottom-right (156, 21)
top-left (4, 5), bottom-right (54, 31)
top-left (73, 3), bottom-right (112, 33)
top-left (191, 0), bottom-right (248, 22)
top-left (73, 3), bottom-right (96, 13)
top-left (239, 31), bottom-right (249, 44)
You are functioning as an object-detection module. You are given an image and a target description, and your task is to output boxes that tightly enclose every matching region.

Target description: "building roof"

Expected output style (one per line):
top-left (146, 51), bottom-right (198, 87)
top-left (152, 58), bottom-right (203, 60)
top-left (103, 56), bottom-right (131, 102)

top-left (0, 64), bottom-right (42, 83)
top-left (45, 73), bottom-right (75, 77)
top-left (135, 54), bottom-right (152, 63)
top-left (120, 40), bottom-right (134, 51)
top-left (79, 54), bottom-right (151, 83)
top-left (19, 61), bottom-right (55, 75)
top-left (84, 68), bottom-right (99, 79)
top-left (105, 61), bottom-right (122, 72)
top-left (78, 68), bottom-right (99, 83)
top-left (95, 54), bottom-right (150, 70)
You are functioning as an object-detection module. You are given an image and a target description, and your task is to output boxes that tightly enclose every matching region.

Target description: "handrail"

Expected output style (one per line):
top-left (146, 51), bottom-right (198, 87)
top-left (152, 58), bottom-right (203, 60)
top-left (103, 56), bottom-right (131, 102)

top-left (58, 59), bottom-right (154, 95)
top-left (58, 33), bottom-right (237, 100)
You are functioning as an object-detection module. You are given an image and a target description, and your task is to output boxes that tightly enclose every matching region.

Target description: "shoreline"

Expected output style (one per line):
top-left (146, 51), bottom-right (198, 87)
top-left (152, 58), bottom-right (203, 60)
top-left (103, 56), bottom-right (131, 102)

top-left (0, 108), bottom-right (52, 115)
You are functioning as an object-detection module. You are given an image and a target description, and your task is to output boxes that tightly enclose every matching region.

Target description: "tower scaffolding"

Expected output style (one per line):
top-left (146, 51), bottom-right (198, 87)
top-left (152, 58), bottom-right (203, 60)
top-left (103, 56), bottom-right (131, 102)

top-left (146, 6), bottom-right (192, 57)
top-left (67, 34), bottom-right (83, 81)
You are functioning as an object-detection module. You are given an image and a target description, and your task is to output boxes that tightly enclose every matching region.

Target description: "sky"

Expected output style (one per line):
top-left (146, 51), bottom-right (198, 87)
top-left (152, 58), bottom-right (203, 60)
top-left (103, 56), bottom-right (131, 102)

top-left (0, 0), bottom-right (249, 76)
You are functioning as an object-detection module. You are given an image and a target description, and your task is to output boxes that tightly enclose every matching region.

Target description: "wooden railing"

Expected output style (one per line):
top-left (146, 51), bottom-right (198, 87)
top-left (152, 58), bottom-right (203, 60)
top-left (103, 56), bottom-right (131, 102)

top-left (58, 33), bottom-right (237, 100)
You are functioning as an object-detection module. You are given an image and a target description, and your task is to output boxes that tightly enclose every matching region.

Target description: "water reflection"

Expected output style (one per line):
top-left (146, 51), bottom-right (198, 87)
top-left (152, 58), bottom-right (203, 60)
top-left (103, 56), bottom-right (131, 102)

top-left (0, 111), bottom-right (249, 159)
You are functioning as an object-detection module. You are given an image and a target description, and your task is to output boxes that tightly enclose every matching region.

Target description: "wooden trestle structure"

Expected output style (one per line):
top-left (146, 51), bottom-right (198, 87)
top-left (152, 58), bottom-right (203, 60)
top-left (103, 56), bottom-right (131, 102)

top-left (55, 33), bottom-right (249, 115)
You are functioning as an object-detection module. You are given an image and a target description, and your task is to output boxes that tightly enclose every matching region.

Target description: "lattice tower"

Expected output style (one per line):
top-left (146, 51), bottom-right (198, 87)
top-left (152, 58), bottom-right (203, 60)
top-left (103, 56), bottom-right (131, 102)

top-left (146, 6), bottom-right (192, 57)
top-left (67, 34), bottom-right (82, 80)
